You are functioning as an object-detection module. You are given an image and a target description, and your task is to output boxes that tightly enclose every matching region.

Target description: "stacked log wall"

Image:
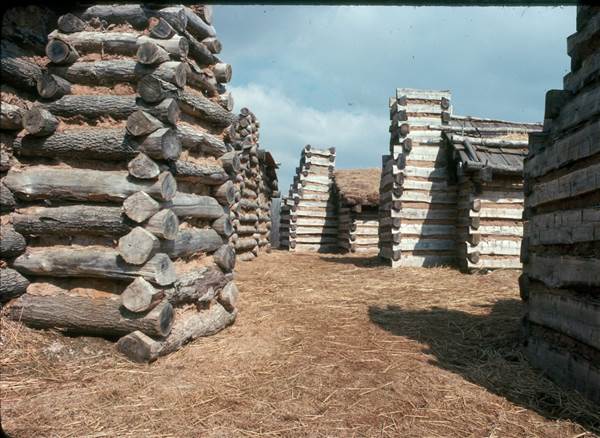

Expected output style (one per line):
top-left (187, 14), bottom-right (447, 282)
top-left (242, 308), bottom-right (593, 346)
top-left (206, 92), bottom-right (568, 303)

top-left (520, 5), bottom-right (600, 403)
top-left (338, 206), bottom-right (380, 253)
top-left (280, 145), bottom-right (338, 252)
top-left (1, 4), bottom-right (244, 362)
top-left (378, 89), bottom-right (457, 267)
top-left (226, 108), bottom-right (278, 261)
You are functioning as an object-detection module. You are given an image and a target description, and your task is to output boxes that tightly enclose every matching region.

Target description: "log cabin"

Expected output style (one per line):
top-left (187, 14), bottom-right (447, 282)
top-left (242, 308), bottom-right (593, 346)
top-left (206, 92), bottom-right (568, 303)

top-left (520, 5), bottom-right (600, 403)
top-left (0, 4), bottom-right (271, 362)
top-left (280, 145), bottom-right (338, 252)
top-left (333, 168), bottom-right (381, 254)
top-left (442, 117), bottom-right (541, 272)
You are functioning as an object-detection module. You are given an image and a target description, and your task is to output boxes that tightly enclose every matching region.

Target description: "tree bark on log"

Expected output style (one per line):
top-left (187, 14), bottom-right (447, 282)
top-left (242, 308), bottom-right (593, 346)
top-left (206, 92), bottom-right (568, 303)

top-left (0, 268), bottom-right (29, 303)
top-left (45, 95), bottom-right (180, 125)
top-left (121, 277), bottom-right (163, 313)
top-left (22, 108), bottom-right (58, 136)
top-left (178, 90), bottom-right (236, 128)
top-left (123, 191), bottom-right (161, 223)
top-left (195, 5), bottom-right (213, 25)
top-left (1, 103), bottom-right (23, 130)
top-left (186, 62), bottom-right (218, 97)
top-left (161, 227), bottom-right (223, 258)
top-left (162, 192), bottom-right (225, 219)
top-left (48, 31), bottom-right (189, 60)
top-left (128, 153), bottom-right (160, 179)
top-left (49, 60), bottom-right (187, 88)
top-left (163, 267), bottom-right (226, 306)
top-left (9, 293), bottom-right (174, 337)
top-left (181, 6), bottom-right (217, 41)
top-left (14, 248), bottom-right (177, 286)
top-left (177, 124), bottom-right (229, 157)
top-left (168, 160), bottom-right (229, 185)
top-left (181, 28), bottom-right (216, 66)
top-left (81, 4), bottom-right (153, 29)
top-left (118, 226), bottom-right (160, 265)
top-left (12, 205), bottom-right (132, 237)
top-left (117, 302), bottom-right (236, 362)
top-left (15, 128), bottom-right (180, 161)
top-left (36, 71), bottom-right (71, 100)
top-left (145, 209), bottom-right (179, 240)
top-left (212, 244), bottom-right (235, 272)
top-left (0, 225), bottom-right (27, 259)
top-left (1, 42), bottom-right (43, 93)
top-left (4, 168), bottom-right (177, 202)
top-left (0, 181), bottom-right (16, 212)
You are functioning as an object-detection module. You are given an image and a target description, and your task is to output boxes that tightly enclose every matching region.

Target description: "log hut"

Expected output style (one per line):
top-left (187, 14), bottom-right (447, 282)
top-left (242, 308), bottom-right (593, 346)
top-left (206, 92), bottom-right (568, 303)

top-left (520, 5), bottom-right (600, 403)
top-left (442, 117), bottom-right (541, 272)
top-left (379, 89), bottom-right (456, 267)
top-left (0, 4), bottom-right (255, 363)
top-left (333, 168), bottom-right (381, 254)
top-left (226, 107), bottom-right (279, 261)
top-left (280, 145), bottom-right (338, 252)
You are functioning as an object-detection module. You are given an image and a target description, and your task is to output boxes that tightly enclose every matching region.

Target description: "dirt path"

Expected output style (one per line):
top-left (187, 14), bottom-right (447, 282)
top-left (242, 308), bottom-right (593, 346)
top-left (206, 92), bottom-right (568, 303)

top-left (2, 251), bottom-right (598, 437)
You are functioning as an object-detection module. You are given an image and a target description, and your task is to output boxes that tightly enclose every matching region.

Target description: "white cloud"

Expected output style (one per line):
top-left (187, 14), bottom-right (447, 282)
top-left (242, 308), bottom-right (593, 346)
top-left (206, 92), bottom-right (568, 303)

top-left (230, 83), bottom-right (388, 193)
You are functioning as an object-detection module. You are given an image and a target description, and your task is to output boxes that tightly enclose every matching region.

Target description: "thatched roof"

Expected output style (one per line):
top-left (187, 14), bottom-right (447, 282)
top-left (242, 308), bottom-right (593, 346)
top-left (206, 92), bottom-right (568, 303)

top-left (334, 168), bottom-right (380, 207)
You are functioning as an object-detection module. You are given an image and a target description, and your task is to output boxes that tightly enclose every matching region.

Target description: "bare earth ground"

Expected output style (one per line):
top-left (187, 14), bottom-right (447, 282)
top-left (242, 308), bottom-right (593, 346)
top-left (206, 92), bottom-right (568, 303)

top-left (1, 251), bottom-right (599, 437)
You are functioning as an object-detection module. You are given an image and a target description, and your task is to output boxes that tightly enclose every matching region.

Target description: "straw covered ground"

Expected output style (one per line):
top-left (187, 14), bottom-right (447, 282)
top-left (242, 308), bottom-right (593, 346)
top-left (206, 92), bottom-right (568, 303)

top-left (1, 251), bottom-right (599, 437)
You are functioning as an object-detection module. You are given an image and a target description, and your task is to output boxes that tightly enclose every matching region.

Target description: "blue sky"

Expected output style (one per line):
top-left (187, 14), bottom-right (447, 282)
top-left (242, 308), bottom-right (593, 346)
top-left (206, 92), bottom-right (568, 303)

top-left (213, 6), bottom-right (576, 192)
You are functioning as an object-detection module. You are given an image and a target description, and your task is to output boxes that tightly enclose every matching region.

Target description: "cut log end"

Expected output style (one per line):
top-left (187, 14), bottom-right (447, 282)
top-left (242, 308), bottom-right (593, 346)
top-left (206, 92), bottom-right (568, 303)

top-left (118, 226), bottom-right (160, 265)
top-left (121, 277), bottom-right (161, 312)
top-left (128, 153), bottom-right (161, 180)
top-left (123, 191), bottom-right (160, 223)
top-left (23, 108), bottom-right (59, 137)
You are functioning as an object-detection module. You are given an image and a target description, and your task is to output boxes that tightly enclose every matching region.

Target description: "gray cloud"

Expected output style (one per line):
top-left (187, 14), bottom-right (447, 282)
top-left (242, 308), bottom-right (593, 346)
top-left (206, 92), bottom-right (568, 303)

top-left (214, 5), bottom-right (576, 192)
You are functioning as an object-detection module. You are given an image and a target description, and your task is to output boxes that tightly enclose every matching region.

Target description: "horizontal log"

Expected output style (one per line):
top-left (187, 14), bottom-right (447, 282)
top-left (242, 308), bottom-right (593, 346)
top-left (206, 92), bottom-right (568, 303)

top-left (525, 120), bottom-right (600, 179)
top-left (45, 95), bottom-right (180, 125)
top-left (15, 127), bottom-right (181, 161)
top-left (117, 302), bottom-right (235, 362)
top-left (14, 248), bottom-right (177, 286)
top-left (178, 90), bottom-right (236, 128)
top-left (168, 159), bottom-right (229, 185)
top-left (5, 168), bottom-right (176, 202)
top-left (176, 124), bottom-right (229, 157)
top-left (0, 225), bottom-right (27, 259)
top-left (0, 268), bottom-right (29, 303)
top-left (527, 162), bottom-right (600, 208)
top-left (48, 31), bottom-right (189, 60)
top-left (9, 293), bottom-right (173, 338)
top-left (526, 254), bottom-right (600, 289)
top-left (36, 71), bottom-right (71, 100)
top-left (0, 42), bottom-right (42, 92)
top-left (528, 207), bottom-right (599, 246)
top-left (528, 283), bottom-right (600, 350)
top-left (163, 267), bottom-right (227, 306)
top-left (49, 60), bottom-right (187, 88)
top-left (161, 227), bottom-right (223, 258)
top-left (162, 192), bottom-right (225, 219)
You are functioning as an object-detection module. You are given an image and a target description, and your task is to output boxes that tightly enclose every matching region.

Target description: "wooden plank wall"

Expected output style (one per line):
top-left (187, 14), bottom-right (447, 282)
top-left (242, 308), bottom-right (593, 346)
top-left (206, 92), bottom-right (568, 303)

top-left (520, 5), bottom-right (600, 403)
top-left (379, 89), bottom-right (457, 267)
